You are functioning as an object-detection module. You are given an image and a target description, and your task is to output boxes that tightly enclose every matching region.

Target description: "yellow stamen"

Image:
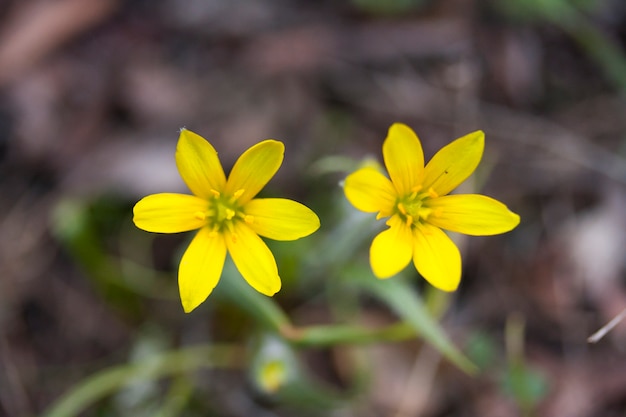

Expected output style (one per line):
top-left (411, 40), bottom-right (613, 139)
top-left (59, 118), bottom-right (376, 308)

top-left (397, 203), bottom-right (407, 215)
top-left (233, 189), bottom-right (245, 199)
top-left (210, 189), bottom-right (220, 197)
top-left (244, 215), bottom-right (254, 224)
top-left (194, 211), bottom-right (207, 221)
top-left (225, 209), bottom-right (235, 220)
top-left (409, 185), bottom-right (422, 199)
top-left (406, 214), bottom-right (414, 226)
top-left (427, 188), bottom-right (438, 199)
top-left (418, 207), bottom-right (432, 220)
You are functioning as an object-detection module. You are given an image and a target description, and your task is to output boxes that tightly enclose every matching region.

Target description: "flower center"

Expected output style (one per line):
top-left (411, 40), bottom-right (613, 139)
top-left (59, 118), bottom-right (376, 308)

top-left (393, 185), bottom-right (438, 228)
top-left (194, 189), bottom-right (254, 240)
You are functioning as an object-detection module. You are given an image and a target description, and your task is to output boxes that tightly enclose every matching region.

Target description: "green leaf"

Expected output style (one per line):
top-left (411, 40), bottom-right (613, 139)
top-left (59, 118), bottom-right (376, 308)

top-left (357, 277), bottom-right (477, 375)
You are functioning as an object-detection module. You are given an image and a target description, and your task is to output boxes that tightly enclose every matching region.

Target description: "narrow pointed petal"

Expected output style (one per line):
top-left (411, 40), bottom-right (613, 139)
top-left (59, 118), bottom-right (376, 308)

top-left (370, 215), bottom-right (413, 278)
top-left (383, 123), bottom-right (424, 195)
top-left (133, 193), bottom-right (208, 233)
top-left (226, 222), bottom-right (281, 296)
top-left (179, 227), bottom-right (227, 313)
top-left (413, 223), bottom-right (461, 292)
top-left (422, 131), bottom-right (484, 197)
top-left (344, 167), bottom-right (396, 214)
top-left (244, 198), bottom-right (320, 241)
top-left (176, 129), bottom-right (227, 199)
top-left (425, 194), bottom-right (520, 235)
top-left (225, 140), bottom-right (284, 205)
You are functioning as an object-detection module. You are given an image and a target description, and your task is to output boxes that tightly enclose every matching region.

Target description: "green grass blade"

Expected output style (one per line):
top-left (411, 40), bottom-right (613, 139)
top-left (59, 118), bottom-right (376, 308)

top-left (357, 277), bottom-right (477, 375)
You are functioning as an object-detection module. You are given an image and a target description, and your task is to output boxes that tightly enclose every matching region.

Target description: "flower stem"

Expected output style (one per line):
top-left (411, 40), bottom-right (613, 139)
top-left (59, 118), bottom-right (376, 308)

top-left (285, 322), bottom-right (416, 347)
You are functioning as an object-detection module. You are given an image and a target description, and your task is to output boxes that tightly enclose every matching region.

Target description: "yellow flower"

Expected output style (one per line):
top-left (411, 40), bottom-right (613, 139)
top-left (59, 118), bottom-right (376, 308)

top-left (344, 123), bottom-right (520, 291)
top-left (133, 129), bottom-right (320, 313)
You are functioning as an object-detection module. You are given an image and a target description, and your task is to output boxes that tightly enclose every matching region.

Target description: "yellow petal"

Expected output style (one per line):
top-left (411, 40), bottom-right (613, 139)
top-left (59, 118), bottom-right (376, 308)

top-left (225, 221), bottom-right (281, 296)
top-left (176, 129), bottom-right (227, 199)
top-left (370, 215), bottom-right (413, 278)
top-left (179, 227), bottom-right (227, 313)
top-left (413, 223), bottom-right (461, 292)
top-left (383, 123), bottom-right (424, 195)
top-left (344, 167), bottom-right (396, 214)
top-left (244, 198), bottom-right (320, 241)
top-left (422, 131), bottom-right (484, 197)
top-left (133, 193), bottom-right (208, 233)
top-left (425, 194), bottom-right (520, 235)
top-left (225, 140), bottom-right (284, 205)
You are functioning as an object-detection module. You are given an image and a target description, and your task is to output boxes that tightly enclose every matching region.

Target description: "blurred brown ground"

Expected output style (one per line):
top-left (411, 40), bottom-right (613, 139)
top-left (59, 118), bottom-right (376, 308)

top-left (1, 0), bottom-right (626, 416)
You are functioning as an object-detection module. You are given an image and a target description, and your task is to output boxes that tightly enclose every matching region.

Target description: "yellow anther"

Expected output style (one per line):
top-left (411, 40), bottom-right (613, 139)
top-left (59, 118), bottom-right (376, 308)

top-left (397, 203), bottom-right (407, 215)
top-left (244, 215), bottom-right (254, 224)
top-left (376, 212), bottom-right (385, 220)
top-left (210, 189), bottom-right (221, 197)
top-left (406, 214), bottom-right (414, 226)
top-left (208, 225), bottom-right (220, 238)
top-left (427, 188), bottom-right (439, 199)
top-left (225, 209), bottom-right (235, 220)
top-left (194, 211), bottom-right (207, 221)
top-left (233, 189), bottom-right (245, 199)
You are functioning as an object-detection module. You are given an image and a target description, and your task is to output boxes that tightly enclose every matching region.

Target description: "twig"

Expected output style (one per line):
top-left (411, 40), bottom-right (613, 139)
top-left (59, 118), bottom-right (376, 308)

top-left (587, 307), bottom-right (626, 343)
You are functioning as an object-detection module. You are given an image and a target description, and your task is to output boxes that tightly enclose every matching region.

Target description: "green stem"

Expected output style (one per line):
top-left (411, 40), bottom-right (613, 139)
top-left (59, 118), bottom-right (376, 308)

top-left (287, 322), bottom-right (416, 347)
top-left (42, 344), bottom-right (243, 417)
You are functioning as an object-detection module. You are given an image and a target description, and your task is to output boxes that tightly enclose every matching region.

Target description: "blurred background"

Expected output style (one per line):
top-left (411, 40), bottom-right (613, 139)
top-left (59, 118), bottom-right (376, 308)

top-left (1, 0), bottom-right (626, 416)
